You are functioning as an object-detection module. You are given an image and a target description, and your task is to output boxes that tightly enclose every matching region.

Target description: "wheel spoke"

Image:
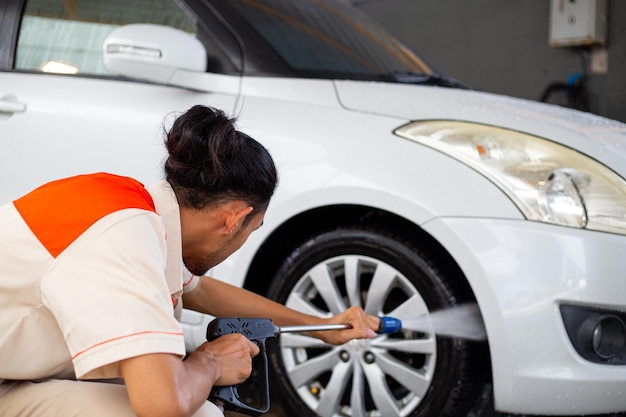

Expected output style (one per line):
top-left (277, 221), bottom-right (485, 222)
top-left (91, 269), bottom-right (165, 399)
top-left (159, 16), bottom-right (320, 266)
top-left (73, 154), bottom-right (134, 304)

top-left (350, 363), bottom-right (366, 416)
top-left (287, 291), bottom-right (329, 317)
top-left (315, 361), bottom-right (352, 417)
top-left (309, 263), bottom-right (346, 314)
top-left (289, 349), bottom-right (339, 387)
top-left (362, 364), bottom-right (400, 415)
top-left (344, 256), bottom-right (362, 308)
top-left (375, 351), bottom-right (431, 397)
top-left (388, 293), bottom-right (429, 319)
top-left (280, 333), bottom-right (330, 348)
top-left (372, 336), bottom-right (436, 355)
top-left (364, 262), bottom-right (397, 315)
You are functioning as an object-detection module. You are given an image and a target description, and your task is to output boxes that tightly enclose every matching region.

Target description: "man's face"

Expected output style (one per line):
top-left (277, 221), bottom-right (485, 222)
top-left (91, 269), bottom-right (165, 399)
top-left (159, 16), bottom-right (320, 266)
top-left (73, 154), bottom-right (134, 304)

top-left (181, 206), bottom-right (265, 276)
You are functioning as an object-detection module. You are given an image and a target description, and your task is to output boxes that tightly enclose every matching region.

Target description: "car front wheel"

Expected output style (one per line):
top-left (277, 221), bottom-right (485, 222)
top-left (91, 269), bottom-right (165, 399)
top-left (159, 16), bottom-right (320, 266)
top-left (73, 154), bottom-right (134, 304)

top-left (267, 226), bottom-right (487, 417)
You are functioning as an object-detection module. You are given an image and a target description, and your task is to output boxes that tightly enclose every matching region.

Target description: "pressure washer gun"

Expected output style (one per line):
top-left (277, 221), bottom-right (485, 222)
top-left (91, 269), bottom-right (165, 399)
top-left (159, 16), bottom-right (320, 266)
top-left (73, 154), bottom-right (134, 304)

top-left (206, 316), bottom-right (402, 416)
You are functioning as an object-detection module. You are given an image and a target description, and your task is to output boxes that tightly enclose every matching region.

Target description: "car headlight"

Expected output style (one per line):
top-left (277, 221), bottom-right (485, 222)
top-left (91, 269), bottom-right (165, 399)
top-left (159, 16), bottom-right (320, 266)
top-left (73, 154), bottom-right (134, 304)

top-left (394, 120), bottom-right (626, 235)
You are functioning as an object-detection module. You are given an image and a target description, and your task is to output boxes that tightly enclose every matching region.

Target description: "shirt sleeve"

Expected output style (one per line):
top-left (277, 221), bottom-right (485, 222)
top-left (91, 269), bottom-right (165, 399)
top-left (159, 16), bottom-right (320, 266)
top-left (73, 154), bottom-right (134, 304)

top-left (182, 265), bottom-right (200, 293)
top-left (40, 209), bottom-right (186, 379)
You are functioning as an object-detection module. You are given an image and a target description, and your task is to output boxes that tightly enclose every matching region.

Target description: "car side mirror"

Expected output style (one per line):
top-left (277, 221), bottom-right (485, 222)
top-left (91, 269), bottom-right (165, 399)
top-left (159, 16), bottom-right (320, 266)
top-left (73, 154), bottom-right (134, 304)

top-left (103, 24), bottom-right (206, 83)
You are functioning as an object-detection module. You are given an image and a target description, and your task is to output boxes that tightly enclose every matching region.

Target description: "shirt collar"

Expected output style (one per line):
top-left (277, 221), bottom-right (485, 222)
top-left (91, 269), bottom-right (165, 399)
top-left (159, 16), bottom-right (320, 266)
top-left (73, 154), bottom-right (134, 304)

top-left (146, 180), bottom-right (183, 297)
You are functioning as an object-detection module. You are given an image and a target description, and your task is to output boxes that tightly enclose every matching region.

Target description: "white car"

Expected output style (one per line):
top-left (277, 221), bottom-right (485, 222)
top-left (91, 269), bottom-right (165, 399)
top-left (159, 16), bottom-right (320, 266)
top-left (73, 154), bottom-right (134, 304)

top-left (1, 1), bottom-right (625, 416)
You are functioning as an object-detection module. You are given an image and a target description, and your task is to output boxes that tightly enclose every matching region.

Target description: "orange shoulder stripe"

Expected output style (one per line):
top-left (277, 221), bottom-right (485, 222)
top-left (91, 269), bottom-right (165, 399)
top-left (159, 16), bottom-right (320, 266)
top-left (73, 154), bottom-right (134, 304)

top-left (13, 173), bottom-right (156, 258)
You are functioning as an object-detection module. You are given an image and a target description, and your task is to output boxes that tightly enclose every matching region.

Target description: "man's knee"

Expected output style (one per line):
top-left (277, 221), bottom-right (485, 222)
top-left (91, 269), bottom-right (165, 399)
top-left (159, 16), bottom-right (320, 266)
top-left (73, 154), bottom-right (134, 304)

top-left (0, 379), bottom-right (223, 417)
top-left (0, 379), bottom-right (135, 417)
top-left (193, 400), bottom-right (225, 417)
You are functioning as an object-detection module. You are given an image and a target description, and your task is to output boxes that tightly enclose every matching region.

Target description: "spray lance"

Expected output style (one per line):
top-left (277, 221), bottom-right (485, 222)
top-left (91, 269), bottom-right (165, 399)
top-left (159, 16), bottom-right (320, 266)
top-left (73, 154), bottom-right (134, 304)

top-left (206, 316), bottom-right (402, 416)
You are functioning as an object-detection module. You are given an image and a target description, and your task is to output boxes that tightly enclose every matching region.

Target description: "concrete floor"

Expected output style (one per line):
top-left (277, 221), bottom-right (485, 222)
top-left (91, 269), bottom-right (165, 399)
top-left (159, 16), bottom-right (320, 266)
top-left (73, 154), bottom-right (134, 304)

top-left (221, 381), bottom-right (626, 417)
top-left (224, 394), bottom-right (626, 417)
top-left (224, 399), bottom-right (287, 417)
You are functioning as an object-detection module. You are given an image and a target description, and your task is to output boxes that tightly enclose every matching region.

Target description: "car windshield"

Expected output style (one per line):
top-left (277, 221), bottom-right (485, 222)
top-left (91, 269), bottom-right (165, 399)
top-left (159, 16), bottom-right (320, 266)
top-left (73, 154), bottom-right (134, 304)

top-left (223, 0), bottom-right (434, 80)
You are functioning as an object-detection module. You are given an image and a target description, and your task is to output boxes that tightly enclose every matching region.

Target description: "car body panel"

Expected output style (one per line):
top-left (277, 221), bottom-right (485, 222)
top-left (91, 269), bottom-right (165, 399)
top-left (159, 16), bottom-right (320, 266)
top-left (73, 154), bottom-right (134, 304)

top-left (335, 80), bottom-right (626, 178)
top-left (0, 71), bottom-right (237, 200)
top-left (423, 216), bottom-right (626, 414)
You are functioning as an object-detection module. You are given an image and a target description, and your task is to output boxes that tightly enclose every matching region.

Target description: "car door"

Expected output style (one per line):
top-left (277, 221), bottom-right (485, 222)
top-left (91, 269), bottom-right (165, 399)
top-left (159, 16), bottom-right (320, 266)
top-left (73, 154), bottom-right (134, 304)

top-left (0, 0), bottom-right (238, 202)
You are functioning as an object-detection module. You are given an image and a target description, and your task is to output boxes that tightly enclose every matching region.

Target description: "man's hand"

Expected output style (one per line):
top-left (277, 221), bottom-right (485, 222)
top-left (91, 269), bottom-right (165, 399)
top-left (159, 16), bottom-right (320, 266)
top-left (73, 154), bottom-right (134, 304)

top-left (191, 333), bottom-right (260, 386)
top-left (309, 306), bottom-right (380, 345)
top-left (120, 334), bottom-right (259, 417)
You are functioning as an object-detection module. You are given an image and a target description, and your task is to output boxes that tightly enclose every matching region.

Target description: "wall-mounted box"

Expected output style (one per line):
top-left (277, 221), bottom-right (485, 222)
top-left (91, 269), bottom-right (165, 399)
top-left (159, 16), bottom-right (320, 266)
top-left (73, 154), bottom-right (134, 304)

top-left (549, 0), bottom-right (607, 47)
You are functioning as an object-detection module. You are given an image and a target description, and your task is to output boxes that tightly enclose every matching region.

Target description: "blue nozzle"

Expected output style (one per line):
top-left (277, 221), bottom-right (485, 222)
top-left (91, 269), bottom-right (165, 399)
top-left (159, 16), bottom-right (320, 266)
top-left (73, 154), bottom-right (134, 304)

top-left (377, 316), bottom-right (402, 334)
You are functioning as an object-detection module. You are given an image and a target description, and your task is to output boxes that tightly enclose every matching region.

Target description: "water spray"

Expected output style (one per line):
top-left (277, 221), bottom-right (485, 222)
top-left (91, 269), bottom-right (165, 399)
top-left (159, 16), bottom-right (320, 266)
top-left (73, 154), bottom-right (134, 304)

top-left (399, 303), bottom-right (487, 340)
top-left (282, 304), bottom-right (486, 341)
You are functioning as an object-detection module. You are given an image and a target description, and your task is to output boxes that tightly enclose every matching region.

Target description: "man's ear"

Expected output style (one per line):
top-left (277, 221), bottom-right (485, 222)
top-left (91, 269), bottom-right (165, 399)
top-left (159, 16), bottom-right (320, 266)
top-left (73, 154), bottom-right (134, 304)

top-left (224, 203), bottom-right (254, 234)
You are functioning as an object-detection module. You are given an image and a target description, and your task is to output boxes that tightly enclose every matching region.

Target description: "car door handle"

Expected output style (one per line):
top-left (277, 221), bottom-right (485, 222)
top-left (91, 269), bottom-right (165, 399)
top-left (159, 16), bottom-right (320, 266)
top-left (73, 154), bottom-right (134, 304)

top-left (0, 95), bottom-right (27, 114)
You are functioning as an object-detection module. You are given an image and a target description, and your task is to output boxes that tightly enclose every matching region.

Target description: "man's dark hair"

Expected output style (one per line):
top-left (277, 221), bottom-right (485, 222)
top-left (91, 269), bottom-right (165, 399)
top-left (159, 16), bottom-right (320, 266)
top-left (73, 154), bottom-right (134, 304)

top-left (164, 105), bottom-right (278, 216)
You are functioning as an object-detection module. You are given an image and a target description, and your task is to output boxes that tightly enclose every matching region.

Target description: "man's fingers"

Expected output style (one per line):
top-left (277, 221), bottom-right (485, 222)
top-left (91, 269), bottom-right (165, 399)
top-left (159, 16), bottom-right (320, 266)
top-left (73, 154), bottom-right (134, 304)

top-left (248, 340), bottom-right (261, 357)
top-left (349, 327), bottom-right (376, 339)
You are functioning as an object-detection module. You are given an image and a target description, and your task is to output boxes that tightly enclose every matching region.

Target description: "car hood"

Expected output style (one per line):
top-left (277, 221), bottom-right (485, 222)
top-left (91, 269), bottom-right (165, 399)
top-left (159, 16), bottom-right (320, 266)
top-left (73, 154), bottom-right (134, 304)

top-left (334, 80), bottom-right (626, 177)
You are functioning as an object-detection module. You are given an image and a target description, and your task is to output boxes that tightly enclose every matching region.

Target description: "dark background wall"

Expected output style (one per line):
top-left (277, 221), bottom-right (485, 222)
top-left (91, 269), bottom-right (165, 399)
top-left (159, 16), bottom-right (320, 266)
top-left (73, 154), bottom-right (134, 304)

top-left (354, 0), bottom-right (626, 123)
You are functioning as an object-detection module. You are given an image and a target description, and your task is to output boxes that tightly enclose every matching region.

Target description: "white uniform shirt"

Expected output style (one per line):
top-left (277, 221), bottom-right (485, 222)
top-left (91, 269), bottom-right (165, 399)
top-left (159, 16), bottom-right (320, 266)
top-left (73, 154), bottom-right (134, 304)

top-left (0, 175), bottom-right (192, 393)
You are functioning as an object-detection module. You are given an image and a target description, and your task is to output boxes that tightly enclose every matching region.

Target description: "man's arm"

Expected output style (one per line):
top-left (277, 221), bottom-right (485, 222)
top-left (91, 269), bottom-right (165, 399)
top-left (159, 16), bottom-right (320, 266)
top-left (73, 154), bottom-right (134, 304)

top-left (120, 333), bottom-right (259, 417)
top-left (182, 276), bottom-right (378, 345)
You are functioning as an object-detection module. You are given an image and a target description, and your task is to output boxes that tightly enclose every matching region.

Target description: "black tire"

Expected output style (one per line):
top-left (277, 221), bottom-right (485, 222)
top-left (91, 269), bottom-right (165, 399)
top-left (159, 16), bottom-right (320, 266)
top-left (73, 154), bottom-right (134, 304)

top-left (267, 227), bottom-right (487, 417)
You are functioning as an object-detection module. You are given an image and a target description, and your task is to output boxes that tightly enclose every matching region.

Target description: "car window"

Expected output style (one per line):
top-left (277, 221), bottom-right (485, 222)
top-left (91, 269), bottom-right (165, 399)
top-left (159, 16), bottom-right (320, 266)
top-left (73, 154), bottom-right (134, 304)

top-left (15, 0), bottom-right (196, 76)
top-left (227, 0), bottom-right (432, 78)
